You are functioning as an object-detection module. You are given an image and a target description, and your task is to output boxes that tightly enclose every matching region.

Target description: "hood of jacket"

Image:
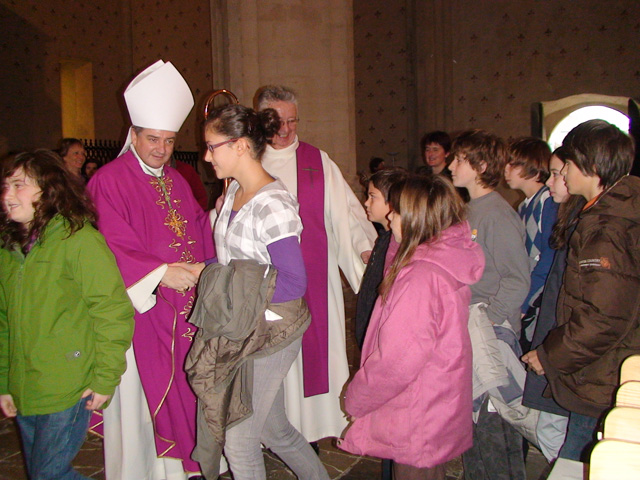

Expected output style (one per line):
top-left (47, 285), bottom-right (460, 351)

top-left (409, 220), bottom-right (485, 287)
top-left (582, 175), bottom-right (640, 224)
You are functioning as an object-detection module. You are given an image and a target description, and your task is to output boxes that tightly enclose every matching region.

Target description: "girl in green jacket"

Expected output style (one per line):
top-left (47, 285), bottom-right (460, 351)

top-left (0, 150), bottom-right (133, 480)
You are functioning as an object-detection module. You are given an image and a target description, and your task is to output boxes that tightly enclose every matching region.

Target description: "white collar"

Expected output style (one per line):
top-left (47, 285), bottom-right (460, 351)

top-left (265, 136), bottom-right (300, 157)
top-left (131, 145), bottom-right (164, 176)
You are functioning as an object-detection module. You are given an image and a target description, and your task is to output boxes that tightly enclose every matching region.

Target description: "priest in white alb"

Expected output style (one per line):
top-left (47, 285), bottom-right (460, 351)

top-left (255, 85), bottom-right (377, 443)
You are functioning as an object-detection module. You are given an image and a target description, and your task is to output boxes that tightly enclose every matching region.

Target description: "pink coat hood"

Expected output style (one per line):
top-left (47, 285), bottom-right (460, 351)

top-left (339, 221), bottom-right (484, 468)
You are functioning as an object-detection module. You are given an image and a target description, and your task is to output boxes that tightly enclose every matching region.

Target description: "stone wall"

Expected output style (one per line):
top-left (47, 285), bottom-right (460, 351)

top-left (354, 0), bottom-right (640, 171)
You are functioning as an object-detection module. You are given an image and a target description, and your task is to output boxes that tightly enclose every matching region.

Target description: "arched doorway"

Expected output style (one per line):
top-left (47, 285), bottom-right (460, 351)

top-left (547, 105), bottom-right (630, 151)
top-left (534, 93), bottom-right (629, 148)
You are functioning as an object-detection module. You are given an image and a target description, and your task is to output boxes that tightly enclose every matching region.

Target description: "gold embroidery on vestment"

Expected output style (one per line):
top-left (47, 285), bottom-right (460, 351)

top-left (182, 327), bottom-right (195, 341)
top-left (164, 209), bottom-right (188, 237)
top-left (149, 174), bottom-right (198, 259)
top-left (143, 164), bottom-right (202, 460)
top-left (180, 295), bottom-right (194, 317)
top-left (152, 289), bottom-right (178, 457)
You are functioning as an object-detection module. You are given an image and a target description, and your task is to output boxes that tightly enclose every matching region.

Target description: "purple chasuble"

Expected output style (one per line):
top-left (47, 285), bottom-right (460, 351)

top-left (87, 151), bottom-right (214, 472)
top-left (296, 142), bottom-right (329, 397)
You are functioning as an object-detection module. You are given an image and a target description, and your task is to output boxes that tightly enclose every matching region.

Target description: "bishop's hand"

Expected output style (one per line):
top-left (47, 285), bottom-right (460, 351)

top-left (160, 264), bottom-right (199, 292)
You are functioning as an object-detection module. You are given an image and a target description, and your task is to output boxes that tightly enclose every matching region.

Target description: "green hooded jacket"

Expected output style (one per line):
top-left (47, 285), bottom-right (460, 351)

top-left (0, 216), bottom-right (134, 415)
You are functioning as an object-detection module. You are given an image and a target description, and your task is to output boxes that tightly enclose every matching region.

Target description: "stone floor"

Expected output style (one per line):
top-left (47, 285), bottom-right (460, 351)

top-left (0, 283), bottom-right (551, 480)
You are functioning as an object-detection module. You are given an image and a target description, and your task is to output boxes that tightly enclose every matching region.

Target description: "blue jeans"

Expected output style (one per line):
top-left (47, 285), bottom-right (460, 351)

top-left (558, 411), bottom-right (599, 462)
top-left (16, 396), bottom-right (92, 480)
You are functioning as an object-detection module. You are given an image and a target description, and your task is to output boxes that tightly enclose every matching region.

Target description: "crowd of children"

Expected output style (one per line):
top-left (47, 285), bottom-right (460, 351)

top-left (350, 120), bottom-right (639, 480)
top-left (1, 118), bottom-right (638, 480)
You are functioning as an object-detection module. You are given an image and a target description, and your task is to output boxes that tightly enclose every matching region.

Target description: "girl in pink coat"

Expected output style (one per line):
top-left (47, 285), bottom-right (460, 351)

top-left (339, 174), bottom-right (485, 480)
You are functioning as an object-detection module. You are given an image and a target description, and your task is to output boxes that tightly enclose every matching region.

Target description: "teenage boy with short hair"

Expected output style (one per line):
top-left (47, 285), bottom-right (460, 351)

top-left (449, 130), bottom-right (531, 480)
top-left (505, 137), bottom-right (559, 351)
top-left (523, 119), bottom-right (640, 462)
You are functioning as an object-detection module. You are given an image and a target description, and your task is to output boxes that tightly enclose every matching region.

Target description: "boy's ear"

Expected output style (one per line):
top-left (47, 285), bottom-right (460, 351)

top-left (478, 161), bottom-right (488, 174)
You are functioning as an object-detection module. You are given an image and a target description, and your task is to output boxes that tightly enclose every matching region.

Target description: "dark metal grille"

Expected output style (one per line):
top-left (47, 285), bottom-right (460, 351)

top-left (80, 139), bottom-right (200, 172)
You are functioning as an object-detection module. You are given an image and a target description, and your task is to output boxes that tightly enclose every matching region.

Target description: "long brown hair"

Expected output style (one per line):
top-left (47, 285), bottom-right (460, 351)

top-left (548, 146), bottom-right (587, 250)
top-left (1, 149), bottom-right (96, 251)
top-left (379, 175), bottom-right (466, 301)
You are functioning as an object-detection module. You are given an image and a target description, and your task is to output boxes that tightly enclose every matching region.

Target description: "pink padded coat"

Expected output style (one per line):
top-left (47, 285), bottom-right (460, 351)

top-left (339, 221), bottom-right (484, 468)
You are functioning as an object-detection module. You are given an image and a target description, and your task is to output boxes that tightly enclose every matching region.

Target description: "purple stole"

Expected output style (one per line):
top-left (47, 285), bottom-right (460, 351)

top-left (296, 142), bottom-right (329, 397)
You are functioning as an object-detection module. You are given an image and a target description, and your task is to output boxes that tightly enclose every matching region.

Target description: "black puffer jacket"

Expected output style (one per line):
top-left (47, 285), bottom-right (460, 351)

top-left (539, 175), bottom-right (640, 418)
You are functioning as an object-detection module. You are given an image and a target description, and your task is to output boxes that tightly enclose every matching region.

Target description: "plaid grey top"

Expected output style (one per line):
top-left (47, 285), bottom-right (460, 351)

top-left (214, 178), bottom-right (303, 266)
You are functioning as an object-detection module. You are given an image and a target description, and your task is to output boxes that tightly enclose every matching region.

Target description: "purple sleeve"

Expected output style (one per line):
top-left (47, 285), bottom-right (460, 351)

top-left (267, 236), bottom-right (307, 303)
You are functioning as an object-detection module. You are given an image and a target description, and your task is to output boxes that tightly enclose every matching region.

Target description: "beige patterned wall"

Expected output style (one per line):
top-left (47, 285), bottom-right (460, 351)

top-left (353, 1), bottom-right (415, 174)
top-left (0, 0), bottom-right (213, 155)
top-left (5, 0), bottom-right (637, 170)
top-left (446, 1), bottom-right (640, 136)
top-left (354, 0), bottom-right (640, 172)
top-left (129, 0), bottom-right (212, 151)
top-left (0, 0), bottom-right (131, 154)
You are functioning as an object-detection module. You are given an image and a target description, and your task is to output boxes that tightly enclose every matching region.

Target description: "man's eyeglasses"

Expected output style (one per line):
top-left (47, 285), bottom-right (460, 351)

top-left (207, 138), bottom-right (239, 152)
top-left (280, 118), bottom-right (299, 128)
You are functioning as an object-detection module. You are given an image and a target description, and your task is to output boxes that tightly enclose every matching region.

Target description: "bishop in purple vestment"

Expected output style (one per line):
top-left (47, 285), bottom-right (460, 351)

top-left (88, 60), bottom-right (213, 479)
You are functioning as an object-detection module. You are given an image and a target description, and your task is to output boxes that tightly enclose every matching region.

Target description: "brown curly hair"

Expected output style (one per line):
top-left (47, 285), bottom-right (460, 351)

top-left (1, 149), bottom-right (96, 251)
top-left (450, 129), bottom-right (506, 189)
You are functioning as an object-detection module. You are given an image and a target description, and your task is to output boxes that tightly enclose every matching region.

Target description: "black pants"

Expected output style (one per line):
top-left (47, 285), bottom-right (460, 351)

top-left (462, 399), bottom-right (526, 480)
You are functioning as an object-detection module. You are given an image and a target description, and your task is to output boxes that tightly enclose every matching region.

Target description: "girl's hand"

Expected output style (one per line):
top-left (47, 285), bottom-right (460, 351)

top-left (82, 389), bottom-right (112, 411)
top-left (0, 394), bottom-right (17, 417)
top-left (160, 265), bottom-right (198, 292)
top-left (170, 262), bottom-right (206, 279)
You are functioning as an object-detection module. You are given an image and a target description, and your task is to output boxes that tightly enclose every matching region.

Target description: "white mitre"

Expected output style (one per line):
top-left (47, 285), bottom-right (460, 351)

top-left (119, 60), bottom-right (195, 156)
